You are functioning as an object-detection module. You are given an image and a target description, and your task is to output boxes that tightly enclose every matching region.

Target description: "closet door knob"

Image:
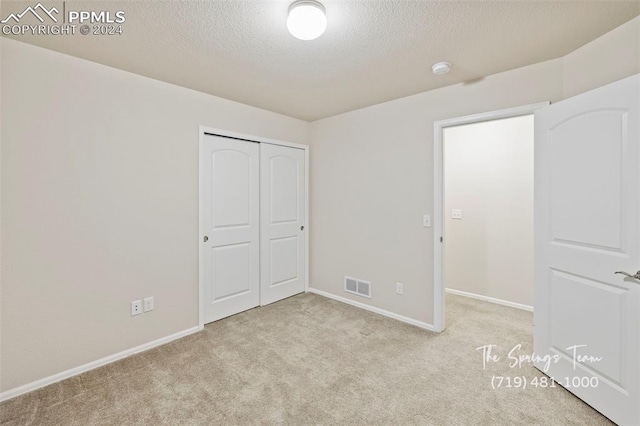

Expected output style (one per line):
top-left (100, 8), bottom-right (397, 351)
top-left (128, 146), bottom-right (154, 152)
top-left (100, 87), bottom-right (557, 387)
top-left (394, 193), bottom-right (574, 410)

top-left (300, 226), bottom-right (304, 231)
top-left (203, 236), bottom-right (209, 242)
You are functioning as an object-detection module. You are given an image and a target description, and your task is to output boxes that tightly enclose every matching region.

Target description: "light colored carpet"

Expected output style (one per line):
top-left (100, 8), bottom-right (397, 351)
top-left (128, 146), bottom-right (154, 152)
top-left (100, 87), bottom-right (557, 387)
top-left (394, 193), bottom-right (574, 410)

top-left (1, 293), bottom-right (611, 425)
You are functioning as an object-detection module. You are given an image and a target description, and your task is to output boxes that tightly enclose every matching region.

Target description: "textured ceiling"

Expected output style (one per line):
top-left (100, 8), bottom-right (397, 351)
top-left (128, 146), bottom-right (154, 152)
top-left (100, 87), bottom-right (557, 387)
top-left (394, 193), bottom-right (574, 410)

top-left (2, 0), bottom-right (639, 121)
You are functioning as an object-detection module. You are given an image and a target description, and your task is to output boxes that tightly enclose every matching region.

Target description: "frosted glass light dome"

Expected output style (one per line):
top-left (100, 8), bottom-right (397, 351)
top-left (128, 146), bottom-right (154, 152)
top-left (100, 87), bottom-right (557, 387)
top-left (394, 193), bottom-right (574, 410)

top-left (287, 1), bottom-right (327, 41)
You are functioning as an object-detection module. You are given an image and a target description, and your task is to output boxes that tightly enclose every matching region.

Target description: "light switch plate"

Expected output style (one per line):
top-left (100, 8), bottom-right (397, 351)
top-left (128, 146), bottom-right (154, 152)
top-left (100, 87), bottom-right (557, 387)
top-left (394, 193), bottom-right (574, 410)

top-left (143, 297), bottom-right (154, 312)
top-left (423, 215), bottom-right (431, 227)
top-left (452, 209), bottom-right (463, 219)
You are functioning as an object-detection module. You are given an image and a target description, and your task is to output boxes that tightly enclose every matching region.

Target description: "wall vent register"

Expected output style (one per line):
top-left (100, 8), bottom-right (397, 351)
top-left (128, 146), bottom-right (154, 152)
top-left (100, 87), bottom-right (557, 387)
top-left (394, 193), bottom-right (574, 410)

top-left (344, 276), bottom-right (372, 298)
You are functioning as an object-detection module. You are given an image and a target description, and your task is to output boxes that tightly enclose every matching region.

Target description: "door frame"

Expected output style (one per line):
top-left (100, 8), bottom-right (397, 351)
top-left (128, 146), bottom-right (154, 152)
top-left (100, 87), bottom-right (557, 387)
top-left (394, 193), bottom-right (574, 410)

top-left (432, 102), bottom-right (548, 332)
top-left (198, 126), bottom-right (310, 329)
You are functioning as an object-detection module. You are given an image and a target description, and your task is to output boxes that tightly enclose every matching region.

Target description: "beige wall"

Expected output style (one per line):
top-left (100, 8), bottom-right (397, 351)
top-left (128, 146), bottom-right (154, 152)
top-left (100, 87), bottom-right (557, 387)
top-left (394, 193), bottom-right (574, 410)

top-left (309, 60), bottom-right (562, 324)
top-left (308, 16), bottom-right (639, 326)
top-left (0, 38), bottom-right (308, 392)
top-left (443, 115), bottom-right (534, 307)
top-left (563, 16), bottom-right (640, 99)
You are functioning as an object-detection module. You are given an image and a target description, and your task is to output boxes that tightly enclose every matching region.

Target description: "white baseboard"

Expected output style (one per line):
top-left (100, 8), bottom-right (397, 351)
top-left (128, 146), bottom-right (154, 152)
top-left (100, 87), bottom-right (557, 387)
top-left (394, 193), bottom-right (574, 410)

top-left (308, 288), bottom-right (437, 332)
top-left (0, 325), bottom-right (202, 403)
top-left (445, 288), bottom-right (533, 312)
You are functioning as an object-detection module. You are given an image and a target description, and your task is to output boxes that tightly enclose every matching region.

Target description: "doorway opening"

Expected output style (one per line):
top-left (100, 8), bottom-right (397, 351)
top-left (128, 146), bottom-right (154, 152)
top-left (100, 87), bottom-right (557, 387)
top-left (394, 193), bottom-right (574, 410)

top-left (432, 103), bottom-right (548, 332)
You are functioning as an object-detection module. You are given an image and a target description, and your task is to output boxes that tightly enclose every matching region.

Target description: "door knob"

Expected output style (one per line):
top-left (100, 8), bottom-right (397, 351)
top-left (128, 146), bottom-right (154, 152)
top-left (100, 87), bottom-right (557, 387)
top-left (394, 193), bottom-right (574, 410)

top-left (615, 270), bottom-right (640, 280)
top-left (203, 236), bottom-right (209, 242)
top-left (300, 226), bottom-right (304, 231)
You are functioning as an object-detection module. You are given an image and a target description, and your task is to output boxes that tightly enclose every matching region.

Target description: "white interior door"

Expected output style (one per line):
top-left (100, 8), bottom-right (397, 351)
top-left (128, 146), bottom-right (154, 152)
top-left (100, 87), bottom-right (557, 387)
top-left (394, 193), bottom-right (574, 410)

top-left (534, 75), bottom-right (640, 425)
top-left (201, 135), bottom-right (260, 323)
top-left (260, 143), bottom-right (306, 305)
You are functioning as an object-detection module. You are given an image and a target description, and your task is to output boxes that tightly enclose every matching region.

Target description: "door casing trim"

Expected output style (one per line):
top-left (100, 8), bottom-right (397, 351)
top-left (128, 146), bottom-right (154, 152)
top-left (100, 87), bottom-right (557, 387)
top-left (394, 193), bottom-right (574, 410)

top-left (432, 102), bottom-right (548, 332)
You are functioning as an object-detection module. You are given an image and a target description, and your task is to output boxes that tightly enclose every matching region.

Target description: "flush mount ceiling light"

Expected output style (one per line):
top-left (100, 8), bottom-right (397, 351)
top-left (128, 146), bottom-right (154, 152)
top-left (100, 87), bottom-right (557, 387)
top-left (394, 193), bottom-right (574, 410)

top-left (287, 0), bottom-right (327, 41)
top-left (432, 62), bottom-right (451, 75)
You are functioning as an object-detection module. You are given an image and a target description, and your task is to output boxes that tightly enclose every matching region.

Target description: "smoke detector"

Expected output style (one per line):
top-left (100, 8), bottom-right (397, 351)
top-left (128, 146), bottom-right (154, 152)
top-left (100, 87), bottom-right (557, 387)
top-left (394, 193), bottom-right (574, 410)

top-left (432, 62), bottom-right (451, 75)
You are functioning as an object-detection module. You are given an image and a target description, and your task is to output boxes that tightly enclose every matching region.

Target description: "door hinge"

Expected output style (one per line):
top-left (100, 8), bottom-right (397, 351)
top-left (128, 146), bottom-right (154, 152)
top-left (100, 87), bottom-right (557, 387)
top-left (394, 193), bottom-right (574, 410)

top-left (440, 237), bottom-right (443, 243)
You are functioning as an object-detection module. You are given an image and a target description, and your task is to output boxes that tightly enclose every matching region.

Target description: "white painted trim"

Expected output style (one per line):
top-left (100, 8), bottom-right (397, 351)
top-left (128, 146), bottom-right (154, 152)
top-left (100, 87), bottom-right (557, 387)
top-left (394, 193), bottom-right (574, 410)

top-left (433, 126), bottom-right (444, 333)
top-left (305, 142), bottom-right (310, 293)
top-left (200, 126), bottom-right (308, 150)
top-left (308, 288), bottom-right (437, 332)
top-left (0, 326), bottom-right (201, 403)
top-left (445, 288), bottom-right (533, 312)
top-left (199, 128), bottom-right (206, 330)
top-left (198, 126), bottom-right (310, 328)
top-left (434, 103), bottom-right (551, 129)
top-left (432, 102), bottom-right (548, 333)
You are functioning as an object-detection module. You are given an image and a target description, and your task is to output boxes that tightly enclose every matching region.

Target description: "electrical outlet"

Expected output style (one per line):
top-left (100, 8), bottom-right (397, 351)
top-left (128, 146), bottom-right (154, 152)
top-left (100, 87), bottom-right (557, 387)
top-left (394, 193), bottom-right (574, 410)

top-left (143, 297), bottom-right (154, 312)
top-left (131, 300), bottom-right (142, 316)
top-left (396, 282), bottom-right (404, 295)
top-left (452, 209), bottom-right (463, 219)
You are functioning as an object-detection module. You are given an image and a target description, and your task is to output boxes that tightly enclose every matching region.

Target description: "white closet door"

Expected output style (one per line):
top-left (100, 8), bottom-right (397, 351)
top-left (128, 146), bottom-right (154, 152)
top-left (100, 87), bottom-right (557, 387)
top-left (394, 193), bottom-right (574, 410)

top-left (260, 143), bottom-right (306, 305)
top-left (201, 134), bottom-right (260, 323)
